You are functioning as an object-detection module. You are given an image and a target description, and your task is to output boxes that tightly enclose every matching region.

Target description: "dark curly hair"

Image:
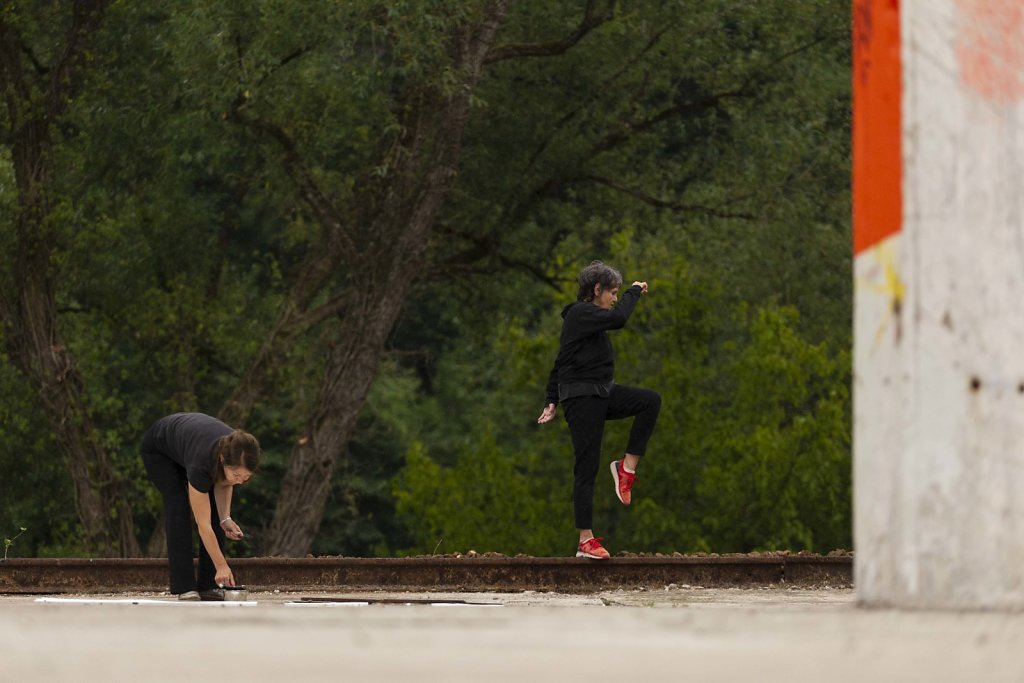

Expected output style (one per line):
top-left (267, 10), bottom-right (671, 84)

top-left (576, 260), bottom-right (623, 302)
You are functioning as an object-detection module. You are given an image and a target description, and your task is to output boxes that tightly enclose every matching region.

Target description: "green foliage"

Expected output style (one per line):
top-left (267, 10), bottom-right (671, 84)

top-left (0, 0), bottom-right (852, 557)
top-left (385, 0), bottom-right (852, 555)
top-left (3, 527), bottom-right (27, 560)
top-left (391, 237), bottom-right (852, 555)
top-left (394, 436), bottom-right (569, 556)
top-left (694, 306), bottom-right (851, 551)
top-left (0, 345), bottom-right (86, 556)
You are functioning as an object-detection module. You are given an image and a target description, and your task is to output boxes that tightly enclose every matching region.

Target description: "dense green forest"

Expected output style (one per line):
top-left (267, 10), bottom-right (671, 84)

top-left (0, 0), bottom-right (851, 558)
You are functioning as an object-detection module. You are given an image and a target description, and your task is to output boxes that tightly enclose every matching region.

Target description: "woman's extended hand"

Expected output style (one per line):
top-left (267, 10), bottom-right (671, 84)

top-left (632, 281), bottom-right (648, 294)
top-left (221, 518), bottom-right (244, 541)
top-left (215, 564), bottom-right (235, 588)
top-left (537, 403), bottom-right (557, 424)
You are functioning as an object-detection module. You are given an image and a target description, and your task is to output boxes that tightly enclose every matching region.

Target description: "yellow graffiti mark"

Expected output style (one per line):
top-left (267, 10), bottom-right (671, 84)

top-left (859, 241), bottom-right (906, 347)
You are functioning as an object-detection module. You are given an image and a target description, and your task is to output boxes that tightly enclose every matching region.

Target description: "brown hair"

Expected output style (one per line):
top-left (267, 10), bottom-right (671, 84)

top-left (212, 430), bottom-right (261, 484)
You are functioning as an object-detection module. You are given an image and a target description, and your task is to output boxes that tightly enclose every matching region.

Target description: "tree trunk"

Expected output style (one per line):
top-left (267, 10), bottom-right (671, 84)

top-left (0, 124), bottom-right (138, 557)
top-left (265, 287), bottom-right (406, 556)
top-left (263, 2), bottom-right (510, 555)
top-left (0, 1), bottom-right (137, 556)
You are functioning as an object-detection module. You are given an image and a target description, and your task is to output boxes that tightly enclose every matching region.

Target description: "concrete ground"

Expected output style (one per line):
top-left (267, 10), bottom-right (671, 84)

top-left (2, 587), bottom-right (1022, 682)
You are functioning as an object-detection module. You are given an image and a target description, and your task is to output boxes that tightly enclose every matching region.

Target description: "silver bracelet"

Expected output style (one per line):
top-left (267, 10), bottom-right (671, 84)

top-left (220, 516), bottom-right (232, 525)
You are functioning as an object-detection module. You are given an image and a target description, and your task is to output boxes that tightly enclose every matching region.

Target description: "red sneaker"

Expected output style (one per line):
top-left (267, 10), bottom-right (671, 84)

top-left (610, 459), bottom-right (636, 505)
top-left (576, 537), bottom-right (610, 560)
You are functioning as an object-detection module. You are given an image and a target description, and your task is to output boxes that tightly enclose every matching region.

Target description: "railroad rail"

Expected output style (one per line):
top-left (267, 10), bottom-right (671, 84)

top-left (0, 554), bottom-right (852, 594)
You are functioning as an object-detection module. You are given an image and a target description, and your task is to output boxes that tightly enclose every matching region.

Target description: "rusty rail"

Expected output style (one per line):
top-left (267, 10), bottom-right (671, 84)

top-left (0, 555), bottom-right (852, 594)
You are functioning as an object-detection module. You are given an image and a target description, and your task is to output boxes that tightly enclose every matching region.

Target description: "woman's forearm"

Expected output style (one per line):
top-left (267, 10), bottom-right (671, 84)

top-left (213, 484), bottom-right (233, 522)
top-left (188, 483), bottom-right (231, 572)
top-left (196, 522), bottom-right (228, 569)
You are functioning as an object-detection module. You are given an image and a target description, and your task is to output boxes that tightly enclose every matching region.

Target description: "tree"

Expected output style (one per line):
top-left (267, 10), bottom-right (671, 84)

top-left (0, 0), bottom-right (138, 556)
top-left (165, 1), bottom-right (520, 555)
top-left (172, 0), bottom-right (848, 556)
top-left (392, 243), bottom-right (852, 555)
top-left (0, 0), bottom-right (853, 558)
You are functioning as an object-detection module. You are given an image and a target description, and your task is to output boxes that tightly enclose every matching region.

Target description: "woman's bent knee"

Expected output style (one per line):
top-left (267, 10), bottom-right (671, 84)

top-left (645, 389), bottom-right (661, 412)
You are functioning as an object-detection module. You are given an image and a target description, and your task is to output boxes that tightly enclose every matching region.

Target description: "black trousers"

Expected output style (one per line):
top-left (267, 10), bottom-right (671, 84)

top-left (562, 383), bottom-right (661, 530)
top-left (141, 441), bottom-right (225, 594)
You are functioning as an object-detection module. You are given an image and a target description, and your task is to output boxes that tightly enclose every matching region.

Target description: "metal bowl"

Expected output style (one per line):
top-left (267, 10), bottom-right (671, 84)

top-left (222, 586), bottom-right (248, 601)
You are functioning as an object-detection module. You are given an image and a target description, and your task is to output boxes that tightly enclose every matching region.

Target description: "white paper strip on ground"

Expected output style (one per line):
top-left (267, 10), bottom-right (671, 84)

top-left (34, 597), bottom-right (258, 607)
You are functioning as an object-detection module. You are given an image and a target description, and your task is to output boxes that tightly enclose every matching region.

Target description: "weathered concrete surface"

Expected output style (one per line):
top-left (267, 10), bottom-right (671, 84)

top-left (3, 588), bottom-right (1024, 682)
top-left (854, 0), bottom-right (1024, 609)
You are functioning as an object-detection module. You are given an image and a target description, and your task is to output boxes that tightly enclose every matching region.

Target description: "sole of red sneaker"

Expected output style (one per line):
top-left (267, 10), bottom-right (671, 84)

top-left (610, 460), bottom-right (631, 506)
top-left (575, 549), bottom-right (610, 560)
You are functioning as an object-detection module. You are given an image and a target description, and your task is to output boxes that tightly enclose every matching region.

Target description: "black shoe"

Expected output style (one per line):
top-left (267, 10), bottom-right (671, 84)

top-left (199, 589), bottom-right (224, 601)
top-left (177, 591), bottom-right (201, 601)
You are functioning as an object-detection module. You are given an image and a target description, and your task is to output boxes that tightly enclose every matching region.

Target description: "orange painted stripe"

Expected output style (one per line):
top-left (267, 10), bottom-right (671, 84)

top-left (853, 0), bottom-right (902, 256)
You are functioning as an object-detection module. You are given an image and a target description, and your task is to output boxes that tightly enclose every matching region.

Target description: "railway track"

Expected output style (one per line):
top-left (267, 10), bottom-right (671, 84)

top-left (0, 554), bottom-right (851, 594)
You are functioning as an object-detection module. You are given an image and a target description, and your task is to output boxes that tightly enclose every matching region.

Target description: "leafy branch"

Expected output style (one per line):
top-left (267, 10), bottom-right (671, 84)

top-left (3, 527), bottom-right (27, 559)
top-left (484, 0), bottom-right (615, 64)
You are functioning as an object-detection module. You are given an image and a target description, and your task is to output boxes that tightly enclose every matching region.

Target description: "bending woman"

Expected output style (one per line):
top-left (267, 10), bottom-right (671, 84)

top-left (141, 412), bottom-right (260, 600)
top-left (537, 261), bottom-right (661, 560)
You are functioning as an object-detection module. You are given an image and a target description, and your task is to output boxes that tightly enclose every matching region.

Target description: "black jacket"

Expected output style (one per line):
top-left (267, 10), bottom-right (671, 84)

top-left (544, 284), bottom-right (642, 406)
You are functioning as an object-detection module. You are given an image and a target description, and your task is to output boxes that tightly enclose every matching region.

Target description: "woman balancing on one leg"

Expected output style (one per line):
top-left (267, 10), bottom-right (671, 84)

top-left (141, 413), bottom-right (260, 600)
top-left (537, 261), bottom-right (661, 560)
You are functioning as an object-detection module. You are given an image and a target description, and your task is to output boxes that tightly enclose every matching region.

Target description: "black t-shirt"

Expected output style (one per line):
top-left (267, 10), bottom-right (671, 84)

top-left (143, 413), bottom-right (232, 493)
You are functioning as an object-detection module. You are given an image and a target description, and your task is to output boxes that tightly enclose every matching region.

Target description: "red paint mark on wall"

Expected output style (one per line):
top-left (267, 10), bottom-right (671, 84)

top-left (853, 0), bottom-right (902, 256)
top-left (955, 0), bottom-right (1024, 104)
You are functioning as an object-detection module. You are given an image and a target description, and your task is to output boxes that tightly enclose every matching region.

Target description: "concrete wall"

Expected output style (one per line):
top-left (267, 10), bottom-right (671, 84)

top-left (854, 0), bottom-right (1024, 608)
